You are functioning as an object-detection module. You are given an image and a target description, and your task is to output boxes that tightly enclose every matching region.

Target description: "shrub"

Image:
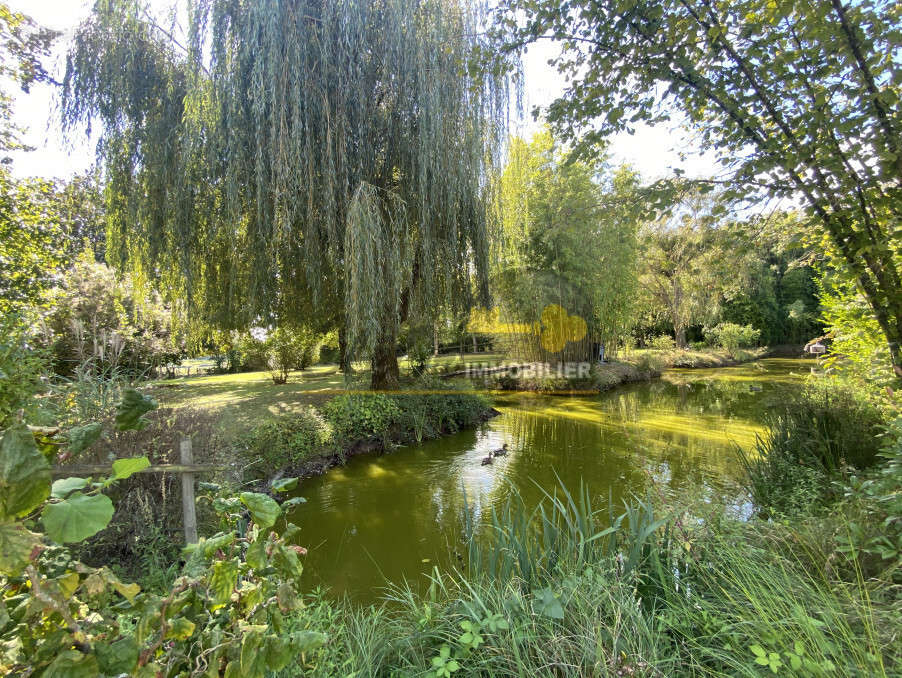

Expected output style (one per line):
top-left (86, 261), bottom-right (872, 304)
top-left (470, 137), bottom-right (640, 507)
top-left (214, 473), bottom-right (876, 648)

top-left (647, 334), bottom-right (676, 350)
top-left (703, 322), bottom-right (761, 352)
top-left (40, 252), bottom-right (181, 377)
top-left (0, 317), bottom-right (48, 427)
top-left (322, 394), bottom-right (401, 444)
top-left (236, 331), bottom-right (269, 370)
top-left (831, 415), bottom-right (902, 578)
top-left (739, 379), bottom-right (887, 516)
top-left (238, 407), bottom-right (330, 467)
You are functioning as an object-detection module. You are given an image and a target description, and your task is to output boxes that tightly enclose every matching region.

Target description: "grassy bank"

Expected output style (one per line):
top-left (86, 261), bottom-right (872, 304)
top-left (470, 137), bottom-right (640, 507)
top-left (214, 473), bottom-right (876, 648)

top-left (148, 352), bottom-right (504, 438)
top-left (277, 480), bottom-right (899, 677)
top-left (230, 385), bottom-right (497, 484)
top-left (626, 346), bottom-right (772, 369)
top-left (490, 360), bottom-right (657, 394)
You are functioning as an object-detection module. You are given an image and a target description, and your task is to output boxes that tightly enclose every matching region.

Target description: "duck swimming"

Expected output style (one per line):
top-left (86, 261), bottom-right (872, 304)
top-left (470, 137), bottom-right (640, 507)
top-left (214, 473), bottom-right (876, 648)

top-left (481, 451), bottom-right (494, 466)
top-left (493, 443), bottom-right (509, 457)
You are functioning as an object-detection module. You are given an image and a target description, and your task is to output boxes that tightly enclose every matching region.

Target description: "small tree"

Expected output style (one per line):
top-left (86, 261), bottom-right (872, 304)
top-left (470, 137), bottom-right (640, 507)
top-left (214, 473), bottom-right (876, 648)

top-left (704, 322), bottom-right (762, 353)
top-left (266, 327), bottom-right (302, 385)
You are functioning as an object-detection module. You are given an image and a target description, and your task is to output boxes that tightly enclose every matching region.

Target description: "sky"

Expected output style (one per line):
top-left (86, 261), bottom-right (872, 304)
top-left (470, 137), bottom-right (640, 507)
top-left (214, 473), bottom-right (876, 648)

top-left (8, 0), bottom-right (721, 182)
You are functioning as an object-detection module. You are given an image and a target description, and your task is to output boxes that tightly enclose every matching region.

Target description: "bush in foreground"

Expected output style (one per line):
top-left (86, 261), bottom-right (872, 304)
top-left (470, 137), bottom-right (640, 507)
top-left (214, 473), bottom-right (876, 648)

top-left (739, 379), bottom-right (888, 515)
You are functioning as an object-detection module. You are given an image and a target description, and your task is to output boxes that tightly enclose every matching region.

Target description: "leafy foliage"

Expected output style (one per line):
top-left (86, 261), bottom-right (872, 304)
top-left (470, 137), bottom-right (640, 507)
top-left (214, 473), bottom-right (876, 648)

top-left (0, 316), bottom-right (48, 427)
top-left (0, 392), bottom-right (326, 677)
top-left (492, 131), bottom-right (641, 360)
top-left (739, 380), bottom-right (888, 515)
top-left (40, 252), bottom-right (182, 377)
top-left (497, 0), bottom-right (902, 374)
top-left (266, 325), bottom-right (321, 384)
top-left (636, 190), bottom-right (739, 348)
top-left (323, 394), bottom-right (402, 445)
top-left (703, 322), bottom-right (761, 352)
top-left (237, 407), bottom-right (330, 468)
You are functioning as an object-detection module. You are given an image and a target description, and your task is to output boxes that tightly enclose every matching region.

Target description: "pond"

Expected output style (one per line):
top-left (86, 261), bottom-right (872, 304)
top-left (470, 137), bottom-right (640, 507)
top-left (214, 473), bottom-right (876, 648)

top-left (286, 358), bottom-right (811, 601)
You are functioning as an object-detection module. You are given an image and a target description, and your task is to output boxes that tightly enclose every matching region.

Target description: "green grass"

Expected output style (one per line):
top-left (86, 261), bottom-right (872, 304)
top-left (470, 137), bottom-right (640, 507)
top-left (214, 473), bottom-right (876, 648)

top-left (150, 353), bottom-right (505, 436)
top-left (626, 346), bottom-right (769, 369)
top-left (275, 482), bottom-right (898, 677)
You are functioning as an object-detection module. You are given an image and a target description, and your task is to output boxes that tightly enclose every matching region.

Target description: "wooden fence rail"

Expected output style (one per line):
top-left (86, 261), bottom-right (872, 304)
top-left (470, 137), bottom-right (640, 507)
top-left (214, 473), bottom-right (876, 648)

top-left (50, 437), bottom-right (217, 544)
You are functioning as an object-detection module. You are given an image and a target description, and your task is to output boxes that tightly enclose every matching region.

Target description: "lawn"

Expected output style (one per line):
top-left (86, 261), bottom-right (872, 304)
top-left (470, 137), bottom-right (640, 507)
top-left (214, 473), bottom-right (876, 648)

top-left (151, 352), bottom-right (506, 436)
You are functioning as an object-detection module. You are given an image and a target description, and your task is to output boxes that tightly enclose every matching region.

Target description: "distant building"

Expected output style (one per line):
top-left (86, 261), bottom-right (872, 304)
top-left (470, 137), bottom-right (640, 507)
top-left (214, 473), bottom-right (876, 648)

top-left (804, 335), bottom-right (831, 354)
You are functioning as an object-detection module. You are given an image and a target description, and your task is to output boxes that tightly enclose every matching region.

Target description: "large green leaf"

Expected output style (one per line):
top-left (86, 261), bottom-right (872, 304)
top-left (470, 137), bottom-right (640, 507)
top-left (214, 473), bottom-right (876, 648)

top-left (271, 477), bottom-right (297, 493)
top-left (43, 650), bottom-right (99, 678)
top-left (289, 630), bottom-right (327, 654)
top-left (111, 456), bottom-right (150, 480)
top-left (114, 389), bottom-right (158, 431)
top-left (239, 492), bottom-right (281, 529)
top-left (0, 423), bottom-right (51, 519)
top-left (271, 543), bottom-right (304, 581)
top-left (67, 422), bottom-right (102, 455)
top-left (42, 492), bottom-right (115, 543)
top-left (240, 627), bottom-right (267, 678)
top-left (0, 521), bottom-right (40, 574)
top-left (201, 531), bottom-right (237, 558)
top-left (532, 587), bottom-right (564, 620)
top-left (246, 534), bottom-right (268, 571)
top-left (165, 617), bottom-right (196, 641)
top-left (51, 476), bottom-right (89, 499)
top-left (95, 636), bottom-right (139, 675)
top-left (209, 559), bottom-right (239, 609)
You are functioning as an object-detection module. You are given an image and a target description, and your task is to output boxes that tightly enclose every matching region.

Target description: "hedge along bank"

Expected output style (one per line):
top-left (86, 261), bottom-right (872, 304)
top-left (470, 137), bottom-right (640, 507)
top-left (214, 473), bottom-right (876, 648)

top-left (234, 389), bottom-right (498, 484)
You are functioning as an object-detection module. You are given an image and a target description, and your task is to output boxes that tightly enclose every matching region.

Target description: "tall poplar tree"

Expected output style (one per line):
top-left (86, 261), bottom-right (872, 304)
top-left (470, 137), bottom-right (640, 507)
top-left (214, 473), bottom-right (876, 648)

top-left (62, 0), bottom-right (512, 388)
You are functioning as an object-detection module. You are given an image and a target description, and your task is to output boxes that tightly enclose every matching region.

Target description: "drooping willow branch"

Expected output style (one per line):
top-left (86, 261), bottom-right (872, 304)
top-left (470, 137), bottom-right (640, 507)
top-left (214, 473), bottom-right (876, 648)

top-left (61, 0), bottom-right (517, 369)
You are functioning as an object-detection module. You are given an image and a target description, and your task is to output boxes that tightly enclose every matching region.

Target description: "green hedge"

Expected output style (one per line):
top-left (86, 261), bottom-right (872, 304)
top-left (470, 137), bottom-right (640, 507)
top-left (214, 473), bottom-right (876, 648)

top-left (237, 406), bottom-right (331, 467)
top-left (238, 390), bottom-right (492, 469)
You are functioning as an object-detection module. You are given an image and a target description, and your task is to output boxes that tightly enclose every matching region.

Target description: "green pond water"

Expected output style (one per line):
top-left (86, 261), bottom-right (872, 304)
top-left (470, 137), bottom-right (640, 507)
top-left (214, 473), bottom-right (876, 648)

top-left (286, 358), bottom-right (811, 601)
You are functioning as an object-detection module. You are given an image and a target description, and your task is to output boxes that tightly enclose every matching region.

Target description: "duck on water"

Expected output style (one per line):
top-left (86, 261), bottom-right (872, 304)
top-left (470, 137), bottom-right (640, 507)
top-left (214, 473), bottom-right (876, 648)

top-left (481, 444), bottom-right (509, 465)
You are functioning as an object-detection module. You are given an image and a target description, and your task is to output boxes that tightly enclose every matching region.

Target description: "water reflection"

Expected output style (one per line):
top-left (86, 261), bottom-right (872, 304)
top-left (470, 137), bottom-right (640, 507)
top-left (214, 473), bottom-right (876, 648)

top-left (287, 359), bottom-right (809, 601)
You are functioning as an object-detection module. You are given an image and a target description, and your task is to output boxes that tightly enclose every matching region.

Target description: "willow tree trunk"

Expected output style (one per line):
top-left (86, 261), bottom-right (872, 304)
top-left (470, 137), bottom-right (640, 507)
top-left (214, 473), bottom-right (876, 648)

top-left (371, 328), bottom-right (400, 390)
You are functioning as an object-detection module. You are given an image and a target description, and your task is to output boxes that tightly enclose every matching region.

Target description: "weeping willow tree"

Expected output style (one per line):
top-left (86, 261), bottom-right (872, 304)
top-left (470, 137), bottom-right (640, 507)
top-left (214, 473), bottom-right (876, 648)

top-left (61, 0), bottom-right (513, 388)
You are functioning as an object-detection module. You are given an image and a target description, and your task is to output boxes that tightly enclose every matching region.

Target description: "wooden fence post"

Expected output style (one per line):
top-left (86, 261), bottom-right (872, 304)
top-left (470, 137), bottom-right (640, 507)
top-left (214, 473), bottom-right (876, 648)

top-left (180, 437), bottom-right (198, 544)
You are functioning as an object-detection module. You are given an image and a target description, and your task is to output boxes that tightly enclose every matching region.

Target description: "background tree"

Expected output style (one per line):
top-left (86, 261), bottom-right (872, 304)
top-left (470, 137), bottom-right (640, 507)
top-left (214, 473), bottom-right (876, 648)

top-left (499, 0), bottom-right (902, 376)
top-left (718, 212), bottom-right (823, 346)
top-left (637, 191), bottom-right (733, 348)
top-left (62, 0), bottom-right (512, 389)
top-left (492, 131), bottom-right (640, 361)
top-left (0, 4), bottom-right (61, 315)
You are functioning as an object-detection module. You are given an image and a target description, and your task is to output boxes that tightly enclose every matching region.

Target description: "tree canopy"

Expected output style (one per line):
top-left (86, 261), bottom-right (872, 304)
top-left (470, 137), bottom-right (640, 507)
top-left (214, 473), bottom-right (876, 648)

top-left (492, 131), bottom-right (640, 361)
top-left (62, 0), bottom-right (514, 388)
top-left (498, 0), bottom-right (902, 375)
